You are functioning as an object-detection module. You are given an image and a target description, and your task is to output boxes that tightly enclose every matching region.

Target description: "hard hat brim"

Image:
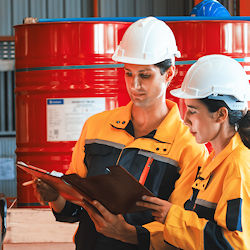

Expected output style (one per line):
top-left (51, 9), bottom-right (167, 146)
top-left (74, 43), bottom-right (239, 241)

top-left (112, 52), bottom-right (180, 65)
top-left (170, 88), bottom-right (206, 99)
top-left (171, 88), bottom-right (249, 110)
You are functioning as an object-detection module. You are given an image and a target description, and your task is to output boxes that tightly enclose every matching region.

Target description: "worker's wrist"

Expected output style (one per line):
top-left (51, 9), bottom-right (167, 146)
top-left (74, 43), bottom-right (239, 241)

top-left (49, 195), bottom-right (66, 213)
top-left (118, 224), bottom-right (138, 245)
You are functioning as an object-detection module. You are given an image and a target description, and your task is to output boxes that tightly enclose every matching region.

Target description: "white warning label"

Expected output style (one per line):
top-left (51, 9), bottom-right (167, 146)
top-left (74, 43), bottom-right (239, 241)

top-left (46, 97), bottom-right (105, 142)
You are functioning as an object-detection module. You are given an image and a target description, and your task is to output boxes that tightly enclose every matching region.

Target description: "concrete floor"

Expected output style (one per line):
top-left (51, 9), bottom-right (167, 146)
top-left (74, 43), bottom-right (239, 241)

top-left (3, 243), bottom-right (75, 250)
top-left (2, 208), bottom-right (78, 250)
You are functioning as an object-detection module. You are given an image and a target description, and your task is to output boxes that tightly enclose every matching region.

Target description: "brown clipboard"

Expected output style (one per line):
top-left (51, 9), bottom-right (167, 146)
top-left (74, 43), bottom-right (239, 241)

top-left (17, 161), bottom-right (154, 214)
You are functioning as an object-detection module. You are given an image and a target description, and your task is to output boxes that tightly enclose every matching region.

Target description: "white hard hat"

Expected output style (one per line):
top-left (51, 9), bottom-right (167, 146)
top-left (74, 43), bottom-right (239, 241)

top-left (112, 16), bottom-right (181, 65)
top-left (171, 54), bottom-right (250, 110)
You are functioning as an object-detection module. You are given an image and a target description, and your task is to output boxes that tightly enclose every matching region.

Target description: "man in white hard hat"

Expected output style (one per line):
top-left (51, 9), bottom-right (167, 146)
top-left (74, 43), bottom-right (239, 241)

top-left (35, 17), bottom-right (207, 250)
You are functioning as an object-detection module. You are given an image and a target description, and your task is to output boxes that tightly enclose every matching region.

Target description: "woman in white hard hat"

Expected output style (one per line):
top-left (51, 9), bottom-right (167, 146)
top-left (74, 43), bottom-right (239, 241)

top-left (137, 54), bottom-right (250, 249)
top-left (34, 16), bottom-right (208, 250)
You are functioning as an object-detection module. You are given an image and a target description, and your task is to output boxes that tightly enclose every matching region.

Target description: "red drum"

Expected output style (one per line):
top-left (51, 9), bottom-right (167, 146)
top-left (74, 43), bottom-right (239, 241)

top-left (15, 21), bottom-right (131, 207)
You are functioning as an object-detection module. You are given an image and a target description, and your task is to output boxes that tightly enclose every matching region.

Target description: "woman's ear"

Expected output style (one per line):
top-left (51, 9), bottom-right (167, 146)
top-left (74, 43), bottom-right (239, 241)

top-left (215, 107), bottom-right (228, 123)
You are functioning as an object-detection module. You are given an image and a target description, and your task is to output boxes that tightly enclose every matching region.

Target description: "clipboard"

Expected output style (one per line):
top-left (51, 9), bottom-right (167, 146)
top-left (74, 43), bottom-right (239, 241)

top-left (16, 161), bottom-right (154, 214)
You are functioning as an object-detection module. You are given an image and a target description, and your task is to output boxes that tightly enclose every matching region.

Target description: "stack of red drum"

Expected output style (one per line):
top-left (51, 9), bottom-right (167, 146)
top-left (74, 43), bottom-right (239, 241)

top-left (15, 17), bottom-right (250, 207)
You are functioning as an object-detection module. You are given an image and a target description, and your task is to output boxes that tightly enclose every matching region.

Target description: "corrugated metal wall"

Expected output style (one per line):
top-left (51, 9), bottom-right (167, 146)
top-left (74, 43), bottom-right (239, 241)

top-left (0, 44), bottom-right (16, 201)
top-left (0, 0), bottom-right (194, 36)
top-left (99, 0), bottom-right (193, 17)
top-left (0, 0), bottom-right (94, 35)
top-left (0, 71), bottom-right (15, 136)
top-left (0, 138), bottom-right (16, 198)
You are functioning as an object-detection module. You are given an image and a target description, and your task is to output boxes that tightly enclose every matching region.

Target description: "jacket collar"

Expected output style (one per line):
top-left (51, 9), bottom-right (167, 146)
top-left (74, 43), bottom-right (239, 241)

top-left (110, 101), bottom-right (133, 129)
top-left (110, 100), bottom-right (182, 144)
top-left (200, 133), bottom-right (243, 179)
top-left (154, 100), bottom-right (181, 143)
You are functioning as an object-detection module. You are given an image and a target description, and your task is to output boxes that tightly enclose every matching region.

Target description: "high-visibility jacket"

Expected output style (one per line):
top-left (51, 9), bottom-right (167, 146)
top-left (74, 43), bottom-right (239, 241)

top-left (54, 100), bottom-right (207, 250)
top-left (162, 133), bottom-right (249, 249)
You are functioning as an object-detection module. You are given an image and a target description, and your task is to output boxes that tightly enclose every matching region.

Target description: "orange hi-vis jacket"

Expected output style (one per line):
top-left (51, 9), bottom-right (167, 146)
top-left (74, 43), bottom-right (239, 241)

top-left (161, 133), bottom-right (249, 249)
top-left (55, 100), bottom-right (207, 250)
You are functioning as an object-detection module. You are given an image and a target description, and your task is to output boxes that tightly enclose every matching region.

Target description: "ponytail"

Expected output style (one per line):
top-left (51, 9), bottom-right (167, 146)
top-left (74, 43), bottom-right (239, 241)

top-left (238, 111), bottom-right (250, 149)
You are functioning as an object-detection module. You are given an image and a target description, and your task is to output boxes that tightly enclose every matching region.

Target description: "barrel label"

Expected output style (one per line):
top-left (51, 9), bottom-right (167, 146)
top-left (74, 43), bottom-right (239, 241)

top-left (46, 97), bottom-right (105, 142)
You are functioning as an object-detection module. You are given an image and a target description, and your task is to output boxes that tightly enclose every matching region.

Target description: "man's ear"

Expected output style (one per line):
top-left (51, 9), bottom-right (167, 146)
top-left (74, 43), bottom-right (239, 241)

top-left (165, 65), bottom-right (175, 83)
top-left (215, 107), bottom-right (228, 123)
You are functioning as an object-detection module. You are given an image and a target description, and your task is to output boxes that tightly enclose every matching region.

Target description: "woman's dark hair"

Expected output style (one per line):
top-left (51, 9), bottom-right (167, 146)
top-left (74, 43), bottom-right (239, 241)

top-left (200, 97), bottom-right (250, 149)
top-left (154, 59), bottom-right (173, 75)
top-left (238, 111), bottom-right (250, 149)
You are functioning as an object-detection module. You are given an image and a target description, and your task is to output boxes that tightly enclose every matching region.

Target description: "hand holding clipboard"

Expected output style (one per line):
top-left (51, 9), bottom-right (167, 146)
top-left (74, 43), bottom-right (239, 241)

top-left (17, 161), bottom-right (154, 214)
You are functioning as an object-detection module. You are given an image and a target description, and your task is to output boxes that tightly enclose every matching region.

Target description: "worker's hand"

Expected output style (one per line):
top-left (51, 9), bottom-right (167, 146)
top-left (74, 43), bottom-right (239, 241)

top-left (136, 196), bottom-right (172, 224)
top-left (82, 200), bottom-right (137, 244)
top-left (33, 178), bottom-right (59, 205)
